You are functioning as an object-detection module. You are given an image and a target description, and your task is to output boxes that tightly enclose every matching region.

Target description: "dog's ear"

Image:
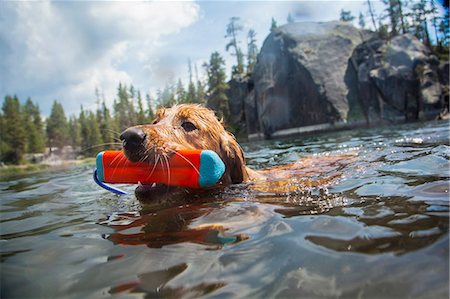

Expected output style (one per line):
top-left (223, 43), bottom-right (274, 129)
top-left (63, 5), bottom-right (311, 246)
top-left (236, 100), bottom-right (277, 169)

top-left (220, 132), bottom-right (248, 184)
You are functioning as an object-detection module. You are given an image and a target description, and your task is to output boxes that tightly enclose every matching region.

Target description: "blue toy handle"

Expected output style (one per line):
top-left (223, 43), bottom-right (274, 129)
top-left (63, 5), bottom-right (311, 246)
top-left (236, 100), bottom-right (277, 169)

top-left (93, 169), bottom-right (128, 195)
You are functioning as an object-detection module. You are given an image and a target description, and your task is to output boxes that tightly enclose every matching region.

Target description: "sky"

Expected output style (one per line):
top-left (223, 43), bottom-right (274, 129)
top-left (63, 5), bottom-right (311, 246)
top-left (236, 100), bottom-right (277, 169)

top-left (0, 0), bottom-right (440, 116)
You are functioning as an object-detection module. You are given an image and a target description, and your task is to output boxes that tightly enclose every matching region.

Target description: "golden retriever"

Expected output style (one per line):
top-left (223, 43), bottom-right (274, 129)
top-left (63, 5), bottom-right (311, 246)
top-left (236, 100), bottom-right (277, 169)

top-left (119, 104), bottom-right (354, 203)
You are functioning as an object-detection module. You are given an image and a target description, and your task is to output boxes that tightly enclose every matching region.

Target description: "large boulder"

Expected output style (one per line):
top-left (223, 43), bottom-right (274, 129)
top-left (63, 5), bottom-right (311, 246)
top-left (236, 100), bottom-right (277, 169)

top-left (252, 21), bottom-right (373, 137)
top-left (349, 34), bottom-right (444, 122)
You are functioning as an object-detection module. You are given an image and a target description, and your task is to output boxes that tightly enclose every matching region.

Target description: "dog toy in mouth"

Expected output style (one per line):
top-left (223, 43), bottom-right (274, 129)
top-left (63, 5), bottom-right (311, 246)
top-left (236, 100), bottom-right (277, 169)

top-left (93, 150), bottom-right (226, 195)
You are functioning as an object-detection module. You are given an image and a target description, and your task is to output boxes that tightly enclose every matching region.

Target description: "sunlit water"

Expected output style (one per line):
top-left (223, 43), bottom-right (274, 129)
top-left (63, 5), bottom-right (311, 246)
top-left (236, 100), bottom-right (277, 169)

top-left (1, 121), bottom-right (449, 298)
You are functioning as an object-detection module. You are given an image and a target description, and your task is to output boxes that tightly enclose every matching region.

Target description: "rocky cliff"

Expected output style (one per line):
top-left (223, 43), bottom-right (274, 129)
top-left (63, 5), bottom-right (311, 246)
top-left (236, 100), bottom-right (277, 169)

top-left (228, 21), bottom-right (447, 139)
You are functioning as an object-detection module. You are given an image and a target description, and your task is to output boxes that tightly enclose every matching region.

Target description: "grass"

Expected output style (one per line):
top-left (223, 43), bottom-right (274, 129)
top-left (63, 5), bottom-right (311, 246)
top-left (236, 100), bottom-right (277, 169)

top-left (0, 163), bottom-right (50, 177)
top-left (0, 157), bottom-right (96, 178)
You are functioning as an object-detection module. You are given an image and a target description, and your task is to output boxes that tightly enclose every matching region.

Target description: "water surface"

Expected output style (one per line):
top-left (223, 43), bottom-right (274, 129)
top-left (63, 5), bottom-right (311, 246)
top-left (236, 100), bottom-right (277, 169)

top-left (1, 121), bottom-right (449, 298)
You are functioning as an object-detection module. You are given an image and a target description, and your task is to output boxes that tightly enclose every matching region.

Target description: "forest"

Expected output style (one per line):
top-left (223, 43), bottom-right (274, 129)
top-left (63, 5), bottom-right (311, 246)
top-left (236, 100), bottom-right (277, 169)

top-left (1, 0), bottom-right (448, 165)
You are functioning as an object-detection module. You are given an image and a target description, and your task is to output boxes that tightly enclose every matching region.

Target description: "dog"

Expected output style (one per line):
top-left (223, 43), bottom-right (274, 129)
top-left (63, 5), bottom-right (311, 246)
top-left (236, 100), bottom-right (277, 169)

top-left (119, 104), bottom-right (355, 204)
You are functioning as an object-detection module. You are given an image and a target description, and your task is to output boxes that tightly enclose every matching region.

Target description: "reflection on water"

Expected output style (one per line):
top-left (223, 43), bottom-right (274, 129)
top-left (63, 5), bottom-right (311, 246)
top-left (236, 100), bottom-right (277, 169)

top-left (1, 121), bottom-right (449, 298)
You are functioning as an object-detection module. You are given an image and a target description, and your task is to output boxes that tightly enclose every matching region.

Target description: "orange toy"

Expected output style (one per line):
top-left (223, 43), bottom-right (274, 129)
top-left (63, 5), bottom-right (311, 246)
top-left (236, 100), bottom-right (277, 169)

top-left (94, 150), bottom-right (225, 193)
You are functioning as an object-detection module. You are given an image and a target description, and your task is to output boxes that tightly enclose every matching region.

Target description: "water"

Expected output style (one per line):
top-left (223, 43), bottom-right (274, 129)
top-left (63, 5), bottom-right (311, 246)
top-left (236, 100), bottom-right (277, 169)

top-left (1, 121), bottom-right (449, 298)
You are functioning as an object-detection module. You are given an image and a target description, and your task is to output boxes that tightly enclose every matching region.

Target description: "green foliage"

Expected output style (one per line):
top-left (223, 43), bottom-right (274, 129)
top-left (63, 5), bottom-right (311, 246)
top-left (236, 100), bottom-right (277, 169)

top-left (136, 91), bottom-right (146, 125)
top-left (24, 98), bottom-right (45, 153)
top-left (247, 29), bottom-right (258, 74)
top-left (205, 51), bottom-right (230, 122)
top-left (340, 9), bottom-right (355, 22)
top-left (225, 16), bottom-right (245, 75)
top-left (359, 12), bottom-right (366, 29)
top-left (68, 116), bottom-right (81, 148)
top-left (145, 93), bottom-right (155, 121)
top-left (46, 100), bottom-right (69, 151)
top-left (1, 95), bottom-right (26, 164)
top-left (270, 17), bottom-right (278, 32)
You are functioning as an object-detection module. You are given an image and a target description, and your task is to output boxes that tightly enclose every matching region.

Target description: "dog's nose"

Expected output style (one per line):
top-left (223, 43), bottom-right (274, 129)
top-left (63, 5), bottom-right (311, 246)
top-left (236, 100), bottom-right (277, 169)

top-left (120, 127), bottom-right (146, 148)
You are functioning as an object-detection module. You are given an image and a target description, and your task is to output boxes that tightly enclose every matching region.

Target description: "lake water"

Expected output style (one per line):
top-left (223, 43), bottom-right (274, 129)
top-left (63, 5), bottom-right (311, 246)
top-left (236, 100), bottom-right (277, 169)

top-left (1, 121), bottom-right (449, 298)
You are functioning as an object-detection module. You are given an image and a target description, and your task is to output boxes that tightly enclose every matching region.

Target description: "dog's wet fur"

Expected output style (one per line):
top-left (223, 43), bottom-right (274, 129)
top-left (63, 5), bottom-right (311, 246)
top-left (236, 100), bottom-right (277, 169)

top-left (119, 104), bottom-right (355, 204)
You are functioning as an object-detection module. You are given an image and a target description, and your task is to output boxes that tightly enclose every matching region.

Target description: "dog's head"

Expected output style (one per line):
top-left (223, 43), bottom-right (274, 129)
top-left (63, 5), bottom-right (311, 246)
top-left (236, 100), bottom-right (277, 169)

top-left (120, 104), bottom-right (248, 185)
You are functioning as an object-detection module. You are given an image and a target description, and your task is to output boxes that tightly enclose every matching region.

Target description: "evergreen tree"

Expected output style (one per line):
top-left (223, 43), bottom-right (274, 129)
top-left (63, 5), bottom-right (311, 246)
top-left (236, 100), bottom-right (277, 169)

top-left (340, 9), bottom-right (356, 22)
top-left (382, 0), bottom-right (406, 36)
top-left (195, 63), bottom-right (206, 104)
top-left (247, 29), bottom-right (258, 74)
top-left (176, 79), bottom-right (187, 104)
top-left (114, 83), bottom-right (136, 131)
top-left (204, 51), bottom-right (230, 122)
top-left (46, 100), bottom-right (69, 151)
top-left (136, 91), bottom-right (146, 124)
top-left (68, 116), bottom-right (81, 148)
top-left (359, 12), bottom-right (366, 29)
top-left (1, 95), bottom-right (26, 164)
top-left (23, 98), bottom-right (45, 153)
top-left (287, 13), bottom-right (294, 23)
top-left (366, 0), bottom-right (378, 31)
top-left (145, 93), bottom-right (155, 121)
top-left (158, 84), bottom-right (176, 108)
top-left (79, 107), bottom-right (101, 156)
top-left (100, 101), bottom-right (118, 148)
top-left (225, 16), bottom-right (245, 75)
top-left (270, 17), bottom-right (278, 32)
top-left (410, 0), bottom-right (432, 46)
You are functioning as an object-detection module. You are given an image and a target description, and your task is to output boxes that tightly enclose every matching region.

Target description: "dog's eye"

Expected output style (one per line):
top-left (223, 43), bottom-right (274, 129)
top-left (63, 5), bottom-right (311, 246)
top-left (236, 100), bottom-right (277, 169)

top-left (181, 122), bottom-right (197, 132)
top-left (152, 120), bottom-right (158, 125)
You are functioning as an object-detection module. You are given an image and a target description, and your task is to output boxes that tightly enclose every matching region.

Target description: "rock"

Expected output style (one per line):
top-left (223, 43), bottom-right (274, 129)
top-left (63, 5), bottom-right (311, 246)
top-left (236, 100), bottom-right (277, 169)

top-left (349, 34), bottom-right (444, 122)
top-left (227, 21), bottom-right (446, 139)
top-left (252, 21), bottom-right (373, 137)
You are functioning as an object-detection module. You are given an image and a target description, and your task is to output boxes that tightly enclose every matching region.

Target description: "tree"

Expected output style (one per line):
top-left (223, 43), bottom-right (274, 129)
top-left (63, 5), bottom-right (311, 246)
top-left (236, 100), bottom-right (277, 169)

top-left (1, 95), bottom-right (26, 163)
top-left (247, 29), bottom-right (258, 74)
top-left (382, 0), bottom-right (406, 36)
top-left (410, 0), bottom-right (432, 46)
top-left (79, 107), bottom-right (101, 156)
top-left (145, 93), bottom-right (155, 121)
top-left (359, 12), bottom-right (366, 29)
top-left (287, 13), bottom-right (294, 23)
top-left (225, 16), bottom-right (245, 75)
top-left (204, 51), bottom-right (230, 122)
top-left (175, 79), bottom-right (187, 104)
top-left (195, 64), bottom-right (206, 104)
top-left (136, 91), bottom-right (146, 124)
top-left (270, 17), bottom-right (278, 32)
top-left (68, 116), bottom-right (81, 148)
top-left (23, 98), bottom-right (45, 153)
top-left (114, 83), bottom-right (136, 131)
top-left (100, 100), bottom-right (118, 148)
top-left (46, 100), bottom-right (69, 151)
top-left (340, 9), bottom-right (356, 22)
top-left (366, 0), bottom-right (378, 31)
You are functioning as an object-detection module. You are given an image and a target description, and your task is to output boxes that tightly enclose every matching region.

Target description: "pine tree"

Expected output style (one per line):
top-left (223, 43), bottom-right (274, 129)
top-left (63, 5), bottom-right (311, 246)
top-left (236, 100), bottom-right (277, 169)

top-left (186, 59), bottom-right (197, 103)
top-left (359, 12), bottom-right (366, 29)
top-left (46, 100), bottom-right (69, 151)
top-left (340, 9), bottom-right (356, 22)
top-left (145, 93), bottom-right (155, 121)
top-left (247, 29), bottom-right (258, 74)
top-left (287, 13), bottom-right (294, 24)
top-left (194, 63), bottom-right (206, 104)
top-left (176, 79), bottom-right (187, 104)
top-left (100, 101), bottom-right (118, 148)
top-left (23, 98), bottom-right (45, 153)
top-left (136, 91), bottom-right (146, 124)
top-left (270, 17), bottom-right (278, 32)
top-left (68, 116), bottom-right (81, 148)
top-left (1, 95), bottom-right (26, 163)
top-left (366, 0), bottom-right (378, 32)
top-left (225, 17), bottom-right (245, 75)
top-left (205, 52), bottom-right (230, 122)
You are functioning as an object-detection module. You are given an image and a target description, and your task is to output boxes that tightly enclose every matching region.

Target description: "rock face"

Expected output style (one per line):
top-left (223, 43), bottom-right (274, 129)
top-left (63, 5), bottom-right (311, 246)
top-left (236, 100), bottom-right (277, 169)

top-left (348, 34), bottom-right (444, 122)
top-left (251, 21), bottom-right (373, 137)
top-left (231, 21), bottom-right (447, 139)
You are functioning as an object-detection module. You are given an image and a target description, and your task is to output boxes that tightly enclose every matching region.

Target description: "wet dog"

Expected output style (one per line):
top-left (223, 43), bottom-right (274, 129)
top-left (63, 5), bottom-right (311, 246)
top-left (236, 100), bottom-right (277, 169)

top-left (119, 104), bottom-right (354, 204)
